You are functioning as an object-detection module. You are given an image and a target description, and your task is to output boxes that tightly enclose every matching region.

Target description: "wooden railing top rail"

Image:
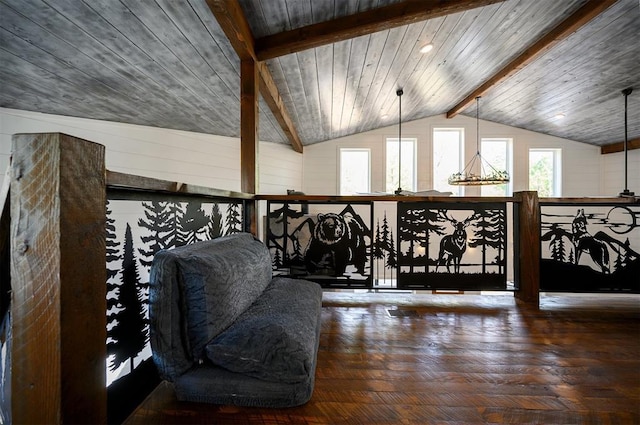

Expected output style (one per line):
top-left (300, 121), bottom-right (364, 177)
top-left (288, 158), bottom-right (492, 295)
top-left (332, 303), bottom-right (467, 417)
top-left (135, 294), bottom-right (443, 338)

top-left (256, 194), bottom-right (517, 203)
top-left (540, 196), bottom-right (639, 204)
top-left (106, 170), bottom-right (254, 199)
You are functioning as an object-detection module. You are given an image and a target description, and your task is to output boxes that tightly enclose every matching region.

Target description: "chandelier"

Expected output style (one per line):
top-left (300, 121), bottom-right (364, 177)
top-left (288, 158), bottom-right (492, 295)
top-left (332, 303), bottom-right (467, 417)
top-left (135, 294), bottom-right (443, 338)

top-left (448, 97), bottom-right (510, 186)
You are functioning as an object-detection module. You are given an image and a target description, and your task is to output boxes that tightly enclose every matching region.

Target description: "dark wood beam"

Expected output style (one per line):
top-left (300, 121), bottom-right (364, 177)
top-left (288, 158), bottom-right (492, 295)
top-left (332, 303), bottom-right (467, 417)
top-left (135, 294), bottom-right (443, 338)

top-left (254, 0), bottom-right (507, 60)
top-left (447, 0), bottom-right (619, 118)
top-left (258, 62), bottom-right (303, 153)
top-left (513, 191), bottom-right (540, 306)
top-left (11, 133), bottom-right (106, 424)
top-left (206, 0), bottom-right (303, 153)
top-left (600, 137), bottom-right (640, 154)
top-left (205, 0), bottom-right (255, 61)
top-left (241, 59), bottom-right (259, 195)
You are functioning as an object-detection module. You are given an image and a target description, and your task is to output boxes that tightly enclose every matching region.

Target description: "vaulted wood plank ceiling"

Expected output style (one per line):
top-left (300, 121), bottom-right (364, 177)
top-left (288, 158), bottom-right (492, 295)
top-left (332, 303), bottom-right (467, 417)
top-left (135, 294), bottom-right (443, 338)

top-left (0, 0), bottom-right (638, 151)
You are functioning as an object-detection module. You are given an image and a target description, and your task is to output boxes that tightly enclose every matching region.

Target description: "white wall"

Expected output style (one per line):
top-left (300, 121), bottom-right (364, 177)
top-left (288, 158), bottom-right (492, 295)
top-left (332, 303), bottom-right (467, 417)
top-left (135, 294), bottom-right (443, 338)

top-left (2, 107), bottom-right (637, 198)
top-left (601, 149), bottom-right (640, 196)
top-left (303, 114), bottom-right (624, 197)
top-left (0, 108), bottom-right (303, 194)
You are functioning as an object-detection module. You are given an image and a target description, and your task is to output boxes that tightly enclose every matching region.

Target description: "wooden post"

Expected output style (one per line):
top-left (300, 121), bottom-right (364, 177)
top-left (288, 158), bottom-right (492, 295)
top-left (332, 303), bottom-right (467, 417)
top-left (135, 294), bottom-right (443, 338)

top-left (10, 133), bottom-right (106, 424)
top-left (241, 58), bottom-right (259, 234)
top-left (513, 191), bottom-right (540, 306)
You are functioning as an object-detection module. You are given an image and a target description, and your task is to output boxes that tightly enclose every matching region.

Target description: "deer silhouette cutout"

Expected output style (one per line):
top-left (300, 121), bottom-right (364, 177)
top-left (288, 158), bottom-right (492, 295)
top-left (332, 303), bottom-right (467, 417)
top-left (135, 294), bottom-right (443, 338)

top-left (435, 212), bottom-right (475, 273)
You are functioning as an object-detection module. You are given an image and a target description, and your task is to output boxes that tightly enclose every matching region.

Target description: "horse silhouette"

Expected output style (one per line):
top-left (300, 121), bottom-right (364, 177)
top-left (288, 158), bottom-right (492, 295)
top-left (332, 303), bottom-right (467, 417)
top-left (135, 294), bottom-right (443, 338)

top-left (572, 209), bottom-right (610, 273)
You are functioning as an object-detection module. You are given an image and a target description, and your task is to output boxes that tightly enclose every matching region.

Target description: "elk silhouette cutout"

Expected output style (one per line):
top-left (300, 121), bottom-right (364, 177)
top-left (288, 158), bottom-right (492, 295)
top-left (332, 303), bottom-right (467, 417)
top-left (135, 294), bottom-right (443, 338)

top-left (572, 208), bottom-right (610, 273)
top-left (435, 212), bottom-right (476, 273)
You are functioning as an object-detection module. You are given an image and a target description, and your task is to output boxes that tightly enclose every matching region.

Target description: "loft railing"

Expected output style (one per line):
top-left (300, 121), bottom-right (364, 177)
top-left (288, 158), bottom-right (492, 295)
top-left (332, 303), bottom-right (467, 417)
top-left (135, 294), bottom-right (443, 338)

top-left (538, 198), bottom-right (640, 293)
top-left (105, 171), bottom-right (252, 423)
top-left (258, 195), bottom-right (518, 292)
top-left (2, 133), bottom-right (638, 424)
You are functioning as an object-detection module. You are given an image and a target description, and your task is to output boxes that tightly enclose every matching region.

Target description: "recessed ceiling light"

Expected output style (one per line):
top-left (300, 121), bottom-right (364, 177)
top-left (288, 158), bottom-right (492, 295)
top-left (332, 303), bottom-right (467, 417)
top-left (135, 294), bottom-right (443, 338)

top-left (554, 113), bottom-right (566, 119)
top-left (419, 43), bottom-right (433, 54)
top-left (381, 114), bottom-right (389, 119)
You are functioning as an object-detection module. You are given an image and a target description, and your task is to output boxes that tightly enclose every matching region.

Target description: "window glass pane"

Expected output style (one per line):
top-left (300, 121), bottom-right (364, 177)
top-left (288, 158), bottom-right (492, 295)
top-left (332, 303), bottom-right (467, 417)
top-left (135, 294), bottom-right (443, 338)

top-left (529, 149), bottom-right (560, 197)
top-left (433, 129), bottom-right (462, 195)
top-left (386, 138), bottom-right (416, 193)
top-left (481, 138), bottom-right (511, 196)
top-left (340, 149), bottom-right (370, 195)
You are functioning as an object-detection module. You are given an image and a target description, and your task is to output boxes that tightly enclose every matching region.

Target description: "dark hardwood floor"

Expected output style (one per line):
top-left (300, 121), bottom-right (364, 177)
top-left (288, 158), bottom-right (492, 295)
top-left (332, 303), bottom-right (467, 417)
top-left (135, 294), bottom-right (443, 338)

top-left (124, 292), bottom-right (640, 424)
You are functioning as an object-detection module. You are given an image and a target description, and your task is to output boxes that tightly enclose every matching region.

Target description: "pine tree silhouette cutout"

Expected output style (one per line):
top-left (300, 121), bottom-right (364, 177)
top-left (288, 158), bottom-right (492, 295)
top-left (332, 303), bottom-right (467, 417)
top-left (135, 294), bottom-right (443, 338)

top-left (380, 213), bottom-right (391, 282)
top-left (468, 209), bottom-right (503, 274)
top-left (178, 202), bottom-right (209, 245)
top-left (106, 202), bottom-right (122, 363)
top-left (541, 223), bottom-right (572, 263)
top-left (207, 203), bottom-right (224, 239)
top-left (225, 203), bottom-right (242, 235)
top-left (373, 220), bottom-right (384, 283)
top-left (138, 201), bottom-right (176, 268)
top-left (108, 223), bottom-right (147, 372)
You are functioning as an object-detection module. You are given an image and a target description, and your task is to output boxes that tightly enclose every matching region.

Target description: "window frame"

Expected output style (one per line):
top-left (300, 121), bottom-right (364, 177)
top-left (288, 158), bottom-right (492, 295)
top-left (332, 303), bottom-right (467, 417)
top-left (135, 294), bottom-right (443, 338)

top-left (432, 127), bottom-right (464, 196)
top-left (528, 148), bottom-right (562, 197)
top-left (338, 147), bottom-right (371, 195)
top-left (480, 137), bottom-right (513, 197)
top-left (385, 137), bottom-right (417, 193)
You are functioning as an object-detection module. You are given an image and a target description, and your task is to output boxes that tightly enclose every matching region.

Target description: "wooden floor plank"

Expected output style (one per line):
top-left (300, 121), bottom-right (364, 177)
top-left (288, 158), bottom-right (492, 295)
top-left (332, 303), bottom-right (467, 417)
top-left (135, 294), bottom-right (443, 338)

top-left (124, 293), bottom-right (640, 424)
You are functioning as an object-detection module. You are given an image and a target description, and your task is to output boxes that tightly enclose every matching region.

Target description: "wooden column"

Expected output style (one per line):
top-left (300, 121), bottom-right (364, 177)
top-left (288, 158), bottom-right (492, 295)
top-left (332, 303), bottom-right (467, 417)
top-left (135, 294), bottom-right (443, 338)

top-left (10, 133), bottom-right (106, 424)
top-left (513, 191), bottom-right (540, 306)
top-left (241, 58), bottom-right (259, 234)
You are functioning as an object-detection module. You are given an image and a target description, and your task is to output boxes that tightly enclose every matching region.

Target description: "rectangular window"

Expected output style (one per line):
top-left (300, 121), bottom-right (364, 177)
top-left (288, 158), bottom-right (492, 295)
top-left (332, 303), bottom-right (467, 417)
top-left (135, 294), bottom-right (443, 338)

top-left (481, 138), bottom-right (512, 196)
top-left (386, 138), bottom-right (416, 193)
top-left (529, 148), bottom-right (562, 197)
top-left (339, 148), bottom-right (370, 195)
top-left (433, 128), bottom-right (463, 195)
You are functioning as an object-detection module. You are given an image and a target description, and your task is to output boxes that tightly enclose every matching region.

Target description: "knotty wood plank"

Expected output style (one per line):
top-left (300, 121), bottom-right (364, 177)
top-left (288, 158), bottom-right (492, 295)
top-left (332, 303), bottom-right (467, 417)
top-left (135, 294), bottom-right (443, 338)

top-left (0, 165), bottom-right (10, 320)
top-left (10, 133), bottom-right (106, 424)
top-left (125, 292), bottom-right (640, 424)
top-left (254, 0), bottom-right (507, 60)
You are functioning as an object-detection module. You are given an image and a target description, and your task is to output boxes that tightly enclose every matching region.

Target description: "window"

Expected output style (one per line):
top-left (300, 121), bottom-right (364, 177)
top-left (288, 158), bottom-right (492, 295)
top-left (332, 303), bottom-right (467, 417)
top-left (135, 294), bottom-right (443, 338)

top-left (481, 138), bottom-right (512, 196)
top-left (339, 148), bottom-right (370, 195)
top-left (386, 138), bottom-right (416, 193)
top-left (529, 149), bottom-right (561, 197)
top-left (433, 128), bottom-right (463, 195)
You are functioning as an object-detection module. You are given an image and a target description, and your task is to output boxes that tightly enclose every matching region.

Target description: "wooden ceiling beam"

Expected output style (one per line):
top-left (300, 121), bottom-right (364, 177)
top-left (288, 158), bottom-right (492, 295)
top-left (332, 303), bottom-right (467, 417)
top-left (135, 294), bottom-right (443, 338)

top-left (254, 0), bottom-right (507, 61)
top-left (600, 137), bottom-right (640, 154)
top-left (258, 62), bottom-right (303, 153)
top-left (205, 0), bottom-right (303, 153)
top-left (446, 0), bottom-right (619, 118)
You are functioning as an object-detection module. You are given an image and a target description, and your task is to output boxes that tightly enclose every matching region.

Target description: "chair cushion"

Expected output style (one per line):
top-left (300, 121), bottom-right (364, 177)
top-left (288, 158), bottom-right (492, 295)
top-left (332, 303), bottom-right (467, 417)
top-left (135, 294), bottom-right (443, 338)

top-left (205, 277), bottom-right (322, 384)
top-left (149, 233), bottom-right (272, 378)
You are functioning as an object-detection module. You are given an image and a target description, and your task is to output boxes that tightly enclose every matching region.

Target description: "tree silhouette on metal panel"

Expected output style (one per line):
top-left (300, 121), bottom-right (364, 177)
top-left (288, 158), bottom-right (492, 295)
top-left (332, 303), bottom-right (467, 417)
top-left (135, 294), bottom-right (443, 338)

top-left (137, 201), bottom-right (176, 268)
top-left (225, 203), bottom-right (243, 234)
top-left (108, 223), bottom-right (146, 372)
top-left (541, 223), bottom-right (572, 263)
top-left (207, 203), bottom-right (224, 239)
top-left (468, 208), bottom-right (506, 274)
top-left (398, 203), bottom-right (446, 274)
top-left (106, 202), bottom-right (122, 364)
top-left (177, 202), bottom-right (209, 246)
top-left (267, 203), bottom-right (306, 269)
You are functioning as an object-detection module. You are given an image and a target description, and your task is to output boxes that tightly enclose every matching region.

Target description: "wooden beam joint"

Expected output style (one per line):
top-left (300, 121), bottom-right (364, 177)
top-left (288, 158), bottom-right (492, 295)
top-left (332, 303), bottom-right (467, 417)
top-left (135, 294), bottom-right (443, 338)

top-left (600, 137), bottom-right (640, 154)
